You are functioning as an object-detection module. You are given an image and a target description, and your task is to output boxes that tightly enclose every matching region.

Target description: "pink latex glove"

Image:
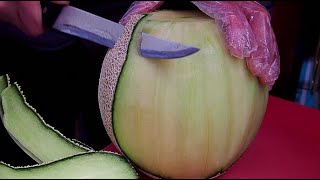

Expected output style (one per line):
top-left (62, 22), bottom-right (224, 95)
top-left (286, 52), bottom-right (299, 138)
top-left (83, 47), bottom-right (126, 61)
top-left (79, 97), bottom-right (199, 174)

top-left (119, 1), bottom-right (280, 87)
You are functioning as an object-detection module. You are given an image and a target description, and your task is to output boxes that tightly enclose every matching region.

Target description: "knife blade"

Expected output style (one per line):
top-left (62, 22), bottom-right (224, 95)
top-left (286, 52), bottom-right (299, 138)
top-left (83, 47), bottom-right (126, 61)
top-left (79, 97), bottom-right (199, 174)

top-left (42, 3), bottom-right (200, 59)
top-left (47, 5), bottom-right (124, 48)
top-left (140, 33), bottom-right (200, 59)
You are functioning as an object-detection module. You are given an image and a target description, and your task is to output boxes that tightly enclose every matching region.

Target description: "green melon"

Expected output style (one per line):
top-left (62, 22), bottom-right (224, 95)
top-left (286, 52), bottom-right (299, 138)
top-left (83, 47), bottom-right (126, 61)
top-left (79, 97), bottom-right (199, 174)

top-left (98, 10), bottom-right (269, 179)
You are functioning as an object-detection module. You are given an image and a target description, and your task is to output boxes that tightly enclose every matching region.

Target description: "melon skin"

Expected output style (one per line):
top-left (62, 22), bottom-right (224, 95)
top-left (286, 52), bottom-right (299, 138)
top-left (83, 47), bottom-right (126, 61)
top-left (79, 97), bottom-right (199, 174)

top-left (98, 11), bottom-right (269, 179)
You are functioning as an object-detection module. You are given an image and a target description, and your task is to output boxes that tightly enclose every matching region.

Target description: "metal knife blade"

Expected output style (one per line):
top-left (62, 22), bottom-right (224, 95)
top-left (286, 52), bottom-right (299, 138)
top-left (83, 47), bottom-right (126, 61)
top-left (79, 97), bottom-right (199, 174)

top-left (140, 33), bottom-right (200, 59)
top-left (44, 4), bottom-right (200, 59)
top-left (52, 6), bottom-right (124, 48)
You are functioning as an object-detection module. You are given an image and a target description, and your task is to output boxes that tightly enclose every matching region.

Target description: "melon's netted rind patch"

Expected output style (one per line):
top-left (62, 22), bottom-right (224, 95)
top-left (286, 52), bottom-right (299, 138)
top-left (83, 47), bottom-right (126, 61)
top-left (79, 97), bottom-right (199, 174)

top-left (98, 14), bottom-right (144, 153)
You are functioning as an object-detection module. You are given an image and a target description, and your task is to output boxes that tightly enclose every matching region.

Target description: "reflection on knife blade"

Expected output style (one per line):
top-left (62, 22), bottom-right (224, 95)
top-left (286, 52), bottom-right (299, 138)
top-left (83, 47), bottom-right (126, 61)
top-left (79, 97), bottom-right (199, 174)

top-left (52, 6), bottom-right (200, 59)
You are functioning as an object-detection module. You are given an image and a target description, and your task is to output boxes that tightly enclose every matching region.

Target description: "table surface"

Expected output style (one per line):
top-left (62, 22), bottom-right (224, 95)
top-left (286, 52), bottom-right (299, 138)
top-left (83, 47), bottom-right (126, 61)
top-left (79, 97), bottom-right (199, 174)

top-left (103, 96), bottom-right (320, 179)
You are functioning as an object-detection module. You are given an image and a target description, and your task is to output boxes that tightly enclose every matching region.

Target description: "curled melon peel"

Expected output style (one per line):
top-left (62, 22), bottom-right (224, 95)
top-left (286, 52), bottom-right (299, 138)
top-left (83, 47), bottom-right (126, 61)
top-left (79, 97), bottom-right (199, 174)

top-left (99, 10), bottom-right (269, 179)
top-left (0, 78), bottom-right (93, 164)
top-left (0, 74), bottom-right (9, 119)
top-left (0, 76), bottom-right (138, 179)
top-left (0, 151), bottom-right (138, 179)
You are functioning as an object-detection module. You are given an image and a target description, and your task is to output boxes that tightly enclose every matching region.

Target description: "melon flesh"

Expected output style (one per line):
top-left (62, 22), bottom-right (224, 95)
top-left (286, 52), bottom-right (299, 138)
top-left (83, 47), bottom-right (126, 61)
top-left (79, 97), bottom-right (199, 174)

top-left (98, 10), bottom-right (269, 179)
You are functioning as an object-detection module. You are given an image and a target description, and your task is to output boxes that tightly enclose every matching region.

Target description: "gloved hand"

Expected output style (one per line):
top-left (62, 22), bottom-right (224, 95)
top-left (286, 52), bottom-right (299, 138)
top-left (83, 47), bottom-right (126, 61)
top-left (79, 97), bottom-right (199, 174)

top-left (0, 1), bottom-right (69, 37)
top-left (119, 1), bottom-right (280, 87)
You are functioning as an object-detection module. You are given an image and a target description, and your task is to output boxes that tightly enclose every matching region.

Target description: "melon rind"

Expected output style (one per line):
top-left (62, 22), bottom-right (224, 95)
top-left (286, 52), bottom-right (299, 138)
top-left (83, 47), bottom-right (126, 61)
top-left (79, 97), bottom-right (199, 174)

top-left (98, 14), bottom-right (145, 154)
top-left (98, 14), bottom-right (159, 179)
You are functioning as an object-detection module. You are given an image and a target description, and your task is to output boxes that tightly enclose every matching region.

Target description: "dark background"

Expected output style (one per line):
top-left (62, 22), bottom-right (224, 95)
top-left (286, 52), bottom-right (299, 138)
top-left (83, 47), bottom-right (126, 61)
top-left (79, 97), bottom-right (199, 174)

top-left (0, 1), bottom-right (319, 167)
